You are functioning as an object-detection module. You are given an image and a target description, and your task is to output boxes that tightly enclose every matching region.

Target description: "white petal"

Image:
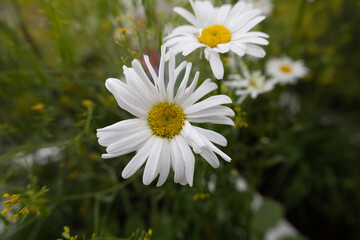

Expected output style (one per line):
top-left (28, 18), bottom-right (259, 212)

top-left (193, 126), bottom-right (227, 146)
top-left (184, 71), bottom-right (199, 96)
top-left (232, 31), bottom-right (269, 40)
top-left (188, 115), bottom-right (234, 125)
top-left (105, 78), bottom-right (148, 118)
top-left (187, 106), bottom-right (235, 119)
top-left (184, 95), bottom-right (232, 115)
top-left (131, 59), bottom-right (159, 98)
top-left (207, 141), bottom-right (231, 162)
top-left (213, 43), bottom-right (231, 53)
top-left (229, 9), bottom-right (262, 33)
top-left (164, 25), bottom-right (198, 39)
top-left (143, 55), bottom-right (159, 86)
top-left (227, 1), bottom-right (246, 21)
top-left (169, 136), bottom-right (185, 183)
top-left (234, 37), bottom-right (269, 45)
top-left (174, 7), bottom-right (200, 27)
top-left (123, 67), bottom-right (155, 108)
top-left (191, 0), bottom-right (215, 27)
top-left (199, 134), bottom-right (231, 163)
top-left (175, 62), bottom-right (192, 102)
top-left (230, 42), bottom-right (246, 57)
top-left (200, 147), bottom-right (220, 168)
top-left (156, 142), bottom-right (171, 186)
top-left (208, 51), bottom-right (224, 79)
top-left (182, 42), bottom-right (204, 56)
top-left (157, 45), bottom-right (167, 100)
top-left (182, 79), bottom-right (217, 106)
top-left (97, 119), bottom-right (148, 146)
top-left (143, 137), bottom-right (163, 185)
top-left (165, 36), bottom-right (197, 48)
top-left (106, 128), bottom-right (152, 155)
top-left (166, 50), bottom-right (176, 100)
top-left (245, 43), bottom-right (266, 58)
top-left (216, 4), bottom-right (231, 25)
top-left (181, 121), bottom-right (205, 154)
top-left (121, 136), bottom-right (157, 179)
top-left (176, 136), bottom-right (195, 186)
top-left (175, 61), bottom-right (188, 80)
top-left (237, 16), bottom-right (266, 34)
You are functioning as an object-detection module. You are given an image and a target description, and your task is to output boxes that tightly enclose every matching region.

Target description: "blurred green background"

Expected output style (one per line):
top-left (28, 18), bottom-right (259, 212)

top-left (1, 0), bottom-right (359, 239)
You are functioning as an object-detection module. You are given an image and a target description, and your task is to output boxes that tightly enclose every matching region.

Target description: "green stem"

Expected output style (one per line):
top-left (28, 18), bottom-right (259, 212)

top-left (94, 195), bottom-right (100, 238)
top-left (290, 0), bottom-right (307, 54)
top-left (59, 180), bottom-right (134, 201)
top-left (11, 0), bottom-right (42, 58)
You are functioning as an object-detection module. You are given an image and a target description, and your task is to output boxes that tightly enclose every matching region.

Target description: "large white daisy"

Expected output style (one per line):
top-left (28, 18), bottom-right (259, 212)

top-left (265, 56), bottom-right (309, 85)
top-left (164, 0), bottom-right (269, 79)
top-left (97, 46), bottom-right (234, 187)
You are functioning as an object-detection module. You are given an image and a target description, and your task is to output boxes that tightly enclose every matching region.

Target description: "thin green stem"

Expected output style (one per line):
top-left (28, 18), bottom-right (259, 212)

top-left (94, 195), bottom-right (100, 238)
top-left (59, 180), bottom-right (134, 201)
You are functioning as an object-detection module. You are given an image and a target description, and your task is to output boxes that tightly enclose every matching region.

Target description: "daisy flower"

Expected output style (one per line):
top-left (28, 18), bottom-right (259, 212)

top-left (243, 0), bottom-right (273, 15)
top-left (224, 61), bottom-right (276, 104)
top-left (97, 46), bottom-right (234, 187)
top-left (265, 56), bottom-right (309, 84)
top-left (164, 0), bottom-right (269, 79)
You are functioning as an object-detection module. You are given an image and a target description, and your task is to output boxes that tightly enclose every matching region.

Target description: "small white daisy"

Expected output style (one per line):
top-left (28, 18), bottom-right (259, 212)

top-left (224, 61), bottom-right (276, 103)
top-left (164, 0), bottom-right (269, 79)
top-left (97, 46), bottom-right (234, 187)
top-left (244, 0), bottom-right (273, 15)
top-left (265, 56), bottom-right (309, 84)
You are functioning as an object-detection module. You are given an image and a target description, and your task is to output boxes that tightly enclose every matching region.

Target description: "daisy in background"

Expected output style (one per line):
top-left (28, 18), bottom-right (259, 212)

top-left (97, 46), bottom-right (234, 187)
top-left (266, 56), bottom-right (309, 85)
top-left (224, 61), bottom-right (276, 104)
top-left (244, 0), bottom-right (273, 15)
top-left (164, 0), bottom-right (269, 79)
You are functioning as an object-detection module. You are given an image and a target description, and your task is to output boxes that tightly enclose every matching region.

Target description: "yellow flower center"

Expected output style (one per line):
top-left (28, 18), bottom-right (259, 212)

top-left (279, 65), bottom-right (292, 73)
top-left (148, 103), bottom-right (185, 139)
top-left (198, 25), bottom-right (231, 48)
top-left (250, 81), bottom-right (258, 88)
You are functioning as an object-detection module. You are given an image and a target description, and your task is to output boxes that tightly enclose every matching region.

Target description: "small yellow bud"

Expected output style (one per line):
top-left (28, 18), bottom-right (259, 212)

top-left (20, 208), bottom-right (30, 215)
top-left (31, 103), bottom-right (45, 111)
top-left (117, 27), bottom-right (126, 35)
top-left (82, 100), bottom-right (93, 107)
top-left (1, 209), bottom-right (10, 215)
top-left (2, 193), bottom-right (10, 198)
top-left (64, 226), bottom-right (70, 233)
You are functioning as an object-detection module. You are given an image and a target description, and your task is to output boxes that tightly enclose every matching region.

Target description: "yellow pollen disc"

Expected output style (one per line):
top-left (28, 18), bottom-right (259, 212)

top-left (198, 24), bottom-right (231, 48)
top-left (279, 65), bottom-right (292, 73)
top-left (148, 103), bottom-right (185, 139)
top-left (250, 81), bottom-right (258, 88)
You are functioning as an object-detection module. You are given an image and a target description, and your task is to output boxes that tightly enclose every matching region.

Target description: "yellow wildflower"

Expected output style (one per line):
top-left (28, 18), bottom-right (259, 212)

top-left (82, 100), bottom-right (93, 107)
top-left (64, 226), bottom-right (70, 233)
top-left (31, 103), bottom-right (45, 111)
top-left (193, 193), bottom-right (210, 201)
top-left (1, 209), bottom-right (10, 215)
top-left (117, 27), bottom-right (126, 35)
top-left (3, 193), bottom-right (10, 198)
